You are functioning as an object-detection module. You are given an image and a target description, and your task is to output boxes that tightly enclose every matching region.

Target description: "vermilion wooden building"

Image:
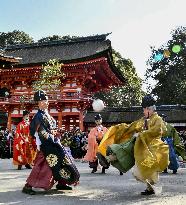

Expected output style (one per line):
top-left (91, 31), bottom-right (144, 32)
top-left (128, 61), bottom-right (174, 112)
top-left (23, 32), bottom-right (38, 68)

top-left (0, 34), bottom-right (125, 131)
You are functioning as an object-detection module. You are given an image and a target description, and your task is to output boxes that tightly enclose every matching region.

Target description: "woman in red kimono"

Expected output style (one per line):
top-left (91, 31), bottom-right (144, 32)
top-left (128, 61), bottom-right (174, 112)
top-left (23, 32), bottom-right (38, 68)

top-left (13, 110), bottom-right (36, 170)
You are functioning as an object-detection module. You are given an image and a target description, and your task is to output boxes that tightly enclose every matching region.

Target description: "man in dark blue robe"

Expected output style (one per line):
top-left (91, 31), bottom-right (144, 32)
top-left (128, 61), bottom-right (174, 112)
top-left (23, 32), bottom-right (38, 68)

top-left (22, 90), bottom-right (80, 195)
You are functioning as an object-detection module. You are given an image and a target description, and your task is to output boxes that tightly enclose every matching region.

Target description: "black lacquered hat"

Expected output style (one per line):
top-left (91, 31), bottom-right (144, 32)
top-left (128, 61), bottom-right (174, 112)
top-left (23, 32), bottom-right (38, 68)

top-left (34, 90), bottom-right (48, 101)
top-left (141, 95), bottom-right (156, 108)
top-left (23, 110), bottom-right (30, 116)
top-left (95, 114), bottom-right (102, 120)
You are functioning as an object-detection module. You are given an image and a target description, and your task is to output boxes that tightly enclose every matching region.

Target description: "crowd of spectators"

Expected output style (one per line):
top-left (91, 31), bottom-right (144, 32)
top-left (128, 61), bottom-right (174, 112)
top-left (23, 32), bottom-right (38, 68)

top-left (60, 127), bottom-right (88, 160)
top-left (0, 128), bottom-right (14, 159)
top-left (1, 125), bottom-right (186, 163)
top-left (0, 126), bottom-right (88, 161)
top-left (179, 130), bottom-right (186, 151)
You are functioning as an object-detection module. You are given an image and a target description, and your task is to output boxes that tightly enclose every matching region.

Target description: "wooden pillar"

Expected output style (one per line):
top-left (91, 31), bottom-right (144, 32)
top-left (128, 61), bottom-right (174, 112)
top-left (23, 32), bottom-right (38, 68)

top-left (7, 109), bottom-right (12, 131)
top-left (58, 111), bottom-right (62, 129)
top-left (79, 110), bottom-right (84, 131)
top-left (27, 85), bottom-right (32, 100)
top-left (57, 103), bottom-right (63, 129)
top-left (66, 117), bottom-right (70, 131)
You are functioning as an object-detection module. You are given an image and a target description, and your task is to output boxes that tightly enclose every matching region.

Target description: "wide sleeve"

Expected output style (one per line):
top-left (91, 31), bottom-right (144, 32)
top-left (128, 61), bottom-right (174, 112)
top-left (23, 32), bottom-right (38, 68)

top-left (172, 126), bottom-right (186, 158)
top-left (30, 113), bottom-right (41, 138)
top-left (15, 123), bottom-right (21, 138)
top-left (15, 122), bottom-right (24, 139)
top-left (98, 121), bottom-right (139, 157)
top-left (83, 128), bottom-right (97, 161)
top-left (139, 117), bottom-right (165, 141)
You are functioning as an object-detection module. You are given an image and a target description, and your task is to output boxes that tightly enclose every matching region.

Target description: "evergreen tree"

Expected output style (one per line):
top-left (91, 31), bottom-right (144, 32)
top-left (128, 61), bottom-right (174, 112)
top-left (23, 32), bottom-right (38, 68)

top-left (95, 49), bottom-right (144, 107)
top-left (0, 30), bottom-right (34, 47)
top-left (145, 26), bottom-right (186, 104)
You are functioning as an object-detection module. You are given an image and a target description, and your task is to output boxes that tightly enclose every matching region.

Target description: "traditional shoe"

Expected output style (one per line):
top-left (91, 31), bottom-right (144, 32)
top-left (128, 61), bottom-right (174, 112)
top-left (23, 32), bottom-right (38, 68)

top-left (91, 168), bottom-right (97, 173)
top-left (141, 189), bottom-right (155, 195)
top-left (173, 170), bottom-right (177, 174)
top-left (97, 153), bottom-right (110, 167)
top-left (22, 186), bottom-right (36, 195)
top-left (25, 164), bottom-right (32, 169)
top-left (18, 165), bottom-right (22, 170)
top-left (163, 168), bottom-right (168, 173)
top-left (101, 167), bottom-right (106, 174)
top-left (56, 184), bottom-right (72, 190)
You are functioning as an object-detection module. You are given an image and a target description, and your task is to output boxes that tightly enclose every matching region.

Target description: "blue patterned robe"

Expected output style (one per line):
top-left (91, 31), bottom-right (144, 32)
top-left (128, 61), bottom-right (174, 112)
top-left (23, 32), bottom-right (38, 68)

top-left (30, 109), bottom-right (80, 184)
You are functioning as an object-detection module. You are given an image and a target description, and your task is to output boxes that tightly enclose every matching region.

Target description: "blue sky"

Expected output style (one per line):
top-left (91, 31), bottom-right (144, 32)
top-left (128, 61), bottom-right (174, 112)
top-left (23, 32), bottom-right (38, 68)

top-left (1, 0), bottom-right (186, 81)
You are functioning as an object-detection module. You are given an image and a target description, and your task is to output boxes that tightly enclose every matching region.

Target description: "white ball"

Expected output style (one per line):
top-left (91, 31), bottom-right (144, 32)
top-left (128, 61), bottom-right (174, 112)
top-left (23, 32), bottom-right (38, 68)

top-left (92, 99), bottom-right (105, 112)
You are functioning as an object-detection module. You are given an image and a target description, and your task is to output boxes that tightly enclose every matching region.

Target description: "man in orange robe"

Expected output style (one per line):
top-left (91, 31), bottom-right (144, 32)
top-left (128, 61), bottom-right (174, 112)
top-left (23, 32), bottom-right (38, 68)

top-left (84, 114), bottom-right (108, 173)
top-left (13, 110), bottom-right (36, 170)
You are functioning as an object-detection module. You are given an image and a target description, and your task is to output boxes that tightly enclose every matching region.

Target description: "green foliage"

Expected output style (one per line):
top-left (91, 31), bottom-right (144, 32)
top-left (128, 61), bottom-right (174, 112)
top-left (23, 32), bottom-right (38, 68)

top-left (32, 59), bottom-right (65, 91)
top-left (94, 49), bottom-right (144, 107)
top-left (37, 35), bottom-right (78, 43)
top-left (145, 26), bottom-right (186, 104)
top-left (0, 30), bottom-right (34, 47)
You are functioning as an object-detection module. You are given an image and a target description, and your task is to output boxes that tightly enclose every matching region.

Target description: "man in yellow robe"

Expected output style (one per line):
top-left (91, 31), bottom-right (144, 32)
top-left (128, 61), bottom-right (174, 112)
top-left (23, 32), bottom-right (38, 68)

top-left (98, 95), bottom-right (169, 195)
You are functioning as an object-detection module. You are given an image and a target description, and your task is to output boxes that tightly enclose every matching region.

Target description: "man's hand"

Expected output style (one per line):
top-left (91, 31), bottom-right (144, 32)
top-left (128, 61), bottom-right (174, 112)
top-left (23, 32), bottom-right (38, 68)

top-left (133, 132), bottom-right (139, 138)
top-left (51, 129), bottom-right (58, 136)
top-left (107, 154), bottom-right (117, 162)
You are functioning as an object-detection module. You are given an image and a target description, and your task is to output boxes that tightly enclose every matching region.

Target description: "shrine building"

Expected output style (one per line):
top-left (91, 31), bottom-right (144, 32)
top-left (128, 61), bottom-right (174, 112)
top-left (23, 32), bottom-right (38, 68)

top-left (0, 34), bottom-right (125, 131)
top-left (84, 105), bottom-right (186, 131)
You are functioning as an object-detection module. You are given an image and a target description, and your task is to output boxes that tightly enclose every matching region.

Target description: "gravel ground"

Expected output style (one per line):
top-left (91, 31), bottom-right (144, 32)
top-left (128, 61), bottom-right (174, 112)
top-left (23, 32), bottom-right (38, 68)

top-left (0, 159), bottom-right (186, 205)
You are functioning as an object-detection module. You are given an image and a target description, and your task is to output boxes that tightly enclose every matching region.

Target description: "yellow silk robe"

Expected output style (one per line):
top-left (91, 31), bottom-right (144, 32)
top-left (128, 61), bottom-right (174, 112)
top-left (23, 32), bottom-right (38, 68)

top-left (98, 112), bottom-right (169, 184)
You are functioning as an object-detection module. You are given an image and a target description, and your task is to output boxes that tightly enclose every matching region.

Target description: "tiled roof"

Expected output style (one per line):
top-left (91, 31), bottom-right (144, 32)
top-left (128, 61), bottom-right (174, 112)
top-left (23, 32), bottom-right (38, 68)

top-left (4, 34), bottom-right (112, 65)
top-left (84, 105), bottom-right (186, 124)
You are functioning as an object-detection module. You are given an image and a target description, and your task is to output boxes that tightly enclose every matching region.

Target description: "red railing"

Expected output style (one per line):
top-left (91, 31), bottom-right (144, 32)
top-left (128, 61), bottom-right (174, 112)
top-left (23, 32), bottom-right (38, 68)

top-left (0, 93), bottom-right (92, 104)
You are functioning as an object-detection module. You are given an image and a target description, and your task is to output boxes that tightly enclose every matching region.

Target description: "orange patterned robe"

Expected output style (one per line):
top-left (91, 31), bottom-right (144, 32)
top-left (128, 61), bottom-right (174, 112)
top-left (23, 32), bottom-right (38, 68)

top-left (13, 120), bottom-right (36, 166)
top-left (84, 125), bottom-right (108, 162)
